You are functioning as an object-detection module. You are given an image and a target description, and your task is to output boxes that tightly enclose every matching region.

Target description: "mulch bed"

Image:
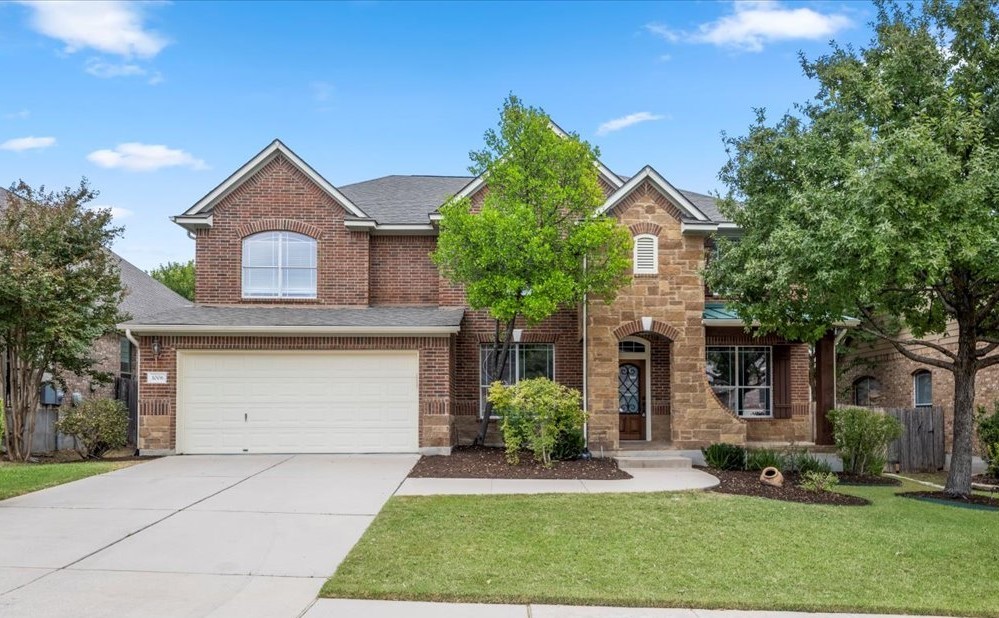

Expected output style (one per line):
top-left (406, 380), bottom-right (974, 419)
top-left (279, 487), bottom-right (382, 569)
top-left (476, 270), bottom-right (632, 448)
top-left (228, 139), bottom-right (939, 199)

top-left (898, 491), bottom-right (999, 510)
top-left (700, 467), bottom-right (870, 506)
top-left (972, 474), bottom-right (999, 486)
top-left (837, 472), bottom-right (902, 486)
top-left (409, 446), bottom-right (632, 480)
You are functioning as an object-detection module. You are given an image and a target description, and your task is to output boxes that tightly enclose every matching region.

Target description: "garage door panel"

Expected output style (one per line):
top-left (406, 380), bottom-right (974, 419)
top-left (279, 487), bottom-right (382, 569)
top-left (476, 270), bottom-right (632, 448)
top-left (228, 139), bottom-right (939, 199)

top-left (178, 351), bottom-right (420, 454)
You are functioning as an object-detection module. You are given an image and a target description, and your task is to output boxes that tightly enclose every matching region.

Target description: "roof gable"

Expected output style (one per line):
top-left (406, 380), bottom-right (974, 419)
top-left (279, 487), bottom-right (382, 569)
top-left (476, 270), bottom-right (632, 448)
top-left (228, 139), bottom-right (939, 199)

top-left (176, 140), bottom-right (367, 224)
top-left (598, 166), bottom-right (711, 223)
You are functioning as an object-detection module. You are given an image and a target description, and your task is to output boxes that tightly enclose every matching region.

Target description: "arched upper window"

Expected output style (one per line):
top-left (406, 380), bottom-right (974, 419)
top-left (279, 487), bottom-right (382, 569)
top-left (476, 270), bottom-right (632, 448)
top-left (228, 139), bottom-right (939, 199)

top-left (852, 376), bottom-right (881, 407)
top-left (242, 231), bottom-right (317, 298)
top-left (633, 234), bottom-right (658, 274)
top-left (913, 370), bottom-right (933, 407)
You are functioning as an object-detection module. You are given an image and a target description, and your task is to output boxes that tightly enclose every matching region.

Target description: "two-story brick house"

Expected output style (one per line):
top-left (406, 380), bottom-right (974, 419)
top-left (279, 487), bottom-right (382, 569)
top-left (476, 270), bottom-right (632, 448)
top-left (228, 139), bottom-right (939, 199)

top-left (122, 138), bottom-right (843, 455)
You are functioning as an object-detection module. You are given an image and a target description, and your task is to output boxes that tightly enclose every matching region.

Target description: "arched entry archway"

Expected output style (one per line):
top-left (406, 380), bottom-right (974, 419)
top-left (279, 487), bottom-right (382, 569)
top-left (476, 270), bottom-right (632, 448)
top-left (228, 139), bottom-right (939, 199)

top-left (614, 320), bottom-right (676, 443)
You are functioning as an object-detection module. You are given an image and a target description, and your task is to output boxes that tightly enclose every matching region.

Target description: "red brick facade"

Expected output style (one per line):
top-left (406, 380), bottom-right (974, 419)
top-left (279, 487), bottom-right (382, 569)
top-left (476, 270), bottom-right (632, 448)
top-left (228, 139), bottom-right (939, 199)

top-left (137, 151), bottom-right (817, 453)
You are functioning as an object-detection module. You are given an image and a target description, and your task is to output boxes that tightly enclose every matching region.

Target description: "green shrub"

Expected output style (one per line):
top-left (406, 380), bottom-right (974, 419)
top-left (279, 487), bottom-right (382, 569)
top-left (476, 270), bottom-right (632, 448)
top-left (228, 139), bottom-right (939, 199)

top-left (828, 407), bottom-right (902, 476)
top-left (799, 471), bottom-right (839, 493)
top-left (488, 378), bottom-right (586, 467)
top-left (781, 445), bottom-right (833, 475)
top-left (746, 448), bottom-right (785, 471)
top-left (702, 443), bottom-right (746, 471)
top-left (55, 398), bottom-right (128, 459)
top-left (976, 403), bottom-right (999, 477)
top-left (550, 427), bottom-right (586, 461)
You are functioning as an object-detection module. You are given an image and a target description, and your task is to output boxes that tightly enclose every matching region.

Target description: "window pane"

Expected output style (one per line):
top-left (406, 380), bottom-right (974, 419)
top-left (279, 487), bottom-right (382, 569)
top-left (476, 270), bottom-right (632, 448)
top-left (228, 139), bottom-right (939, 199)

top-left (244, 236), bottom-right (279, 267)
top-left (740, 388), bottom-right (770, 416)
top-left (915, 372), bottom-right (932, 406)
top-left (283, 235), bottom-right (316, 268)
top-left (243, 267), bottom-right (278, 295)
top-left (519, 344), bottom-right (553, 380)
top-left (854, 379), bottom-right (870, 406)
top-left (740, 347), bottom-right (770, 387)
top-left (712, 387), bottom-right (737, 410)
top-left (282, 268), bottom-right (316, 296)
top-left (119, 337), bottom-right (131, 375)
top-left (480, 346), bottom-right (513, 386)
top-left (706, 348), bottom-right (734, 387)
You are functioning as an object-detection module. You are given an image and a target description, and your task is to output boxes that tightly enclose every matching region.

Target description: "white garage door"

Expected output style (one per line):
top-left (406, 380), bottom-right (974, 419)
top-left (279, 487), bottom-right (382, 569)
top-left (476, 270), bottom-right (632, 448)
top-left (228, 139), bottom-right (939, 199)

top-left (177, 351), bottom-right (419, 454)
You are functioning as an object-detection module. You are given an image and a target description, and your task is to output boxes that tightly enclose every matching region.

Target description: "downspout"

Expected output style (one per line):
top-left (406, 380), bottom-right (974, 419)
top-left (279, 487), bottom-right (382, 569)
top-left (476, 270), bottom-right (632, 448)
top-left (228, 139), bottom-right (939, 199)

top-left (582, 293), bottom-right (588, 447)
top-left (832, 327), bottom-right (848, 409)
top-left (125, 329), bottom-right (141, 455)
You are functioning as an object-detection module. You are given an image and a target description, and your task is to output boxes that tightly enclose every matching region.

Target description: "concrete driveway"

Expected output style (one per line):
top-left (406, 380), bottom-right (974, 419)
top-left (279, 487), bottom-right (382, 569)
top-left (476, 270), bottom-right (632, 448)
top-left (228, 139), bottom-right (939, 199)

top-left (0, 454), bottom-right (417, 618)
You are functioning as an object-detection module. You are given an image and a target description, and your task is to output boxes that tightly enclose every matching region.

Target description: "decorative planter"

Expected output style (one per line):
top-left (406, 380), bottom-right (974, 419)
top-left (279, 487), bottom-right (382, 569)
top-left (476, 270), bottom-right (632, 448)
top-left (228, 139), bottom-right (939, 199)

top-left (760, 466), bottom-right (784, 487)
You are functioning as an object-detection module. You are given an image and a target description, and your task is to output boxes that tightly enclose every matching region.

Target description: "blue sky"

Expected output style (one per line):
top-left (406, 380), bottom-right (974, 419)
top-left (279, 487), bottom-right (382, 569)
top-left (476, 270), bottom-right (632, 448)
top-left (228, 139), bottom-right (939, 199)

top-left (0, 1), bottom-right (874, 271)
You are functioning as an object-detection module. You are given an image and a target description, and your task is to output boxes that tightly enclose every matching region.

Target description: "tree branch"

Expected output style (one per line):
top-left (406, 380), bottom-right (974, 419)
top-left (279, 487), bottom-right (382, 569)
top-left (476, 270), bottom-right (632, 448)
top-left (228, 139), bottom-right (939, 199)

top-left (856, 310), bottom-right (956, 371)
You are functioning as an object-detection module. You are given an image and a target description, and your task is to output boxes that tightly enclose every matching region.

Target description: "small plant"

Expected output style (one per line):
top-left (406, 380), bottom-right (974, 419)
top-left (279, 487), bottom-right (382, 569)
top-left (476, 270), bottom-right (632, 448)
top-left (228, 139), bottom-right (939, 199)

top-left (828, 407), bottom-right (902, 476)
top-left (702, 443), bottom-right (746, 471)
top-left (746, 448), bottom-right (785, 471)
top-left (976, 403), bottom-right (999, 477)
top-left (488, 378), bottom-right (586, 467)
top-left (781, 444), bottom-right (833, 475)
top-left (799, 471), bottom-right (839, 493)
top-left (55, 398), bottom-right (128, 459)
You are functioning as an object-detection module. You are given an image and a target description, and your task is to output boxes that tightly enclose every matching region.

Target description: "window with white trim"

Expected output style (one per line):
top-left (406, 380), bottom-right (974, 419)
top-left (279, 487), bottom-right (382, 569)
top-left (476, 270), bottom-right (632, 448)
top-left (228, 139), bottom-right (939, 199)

top-left (852, 376), bottom-right (881, 407)
top-left (913, 370), bottom-right (932, 407)
top-left (633, 234), bottom-right (658, 274)
top-left (242, 231), bottom-right (317, 298)
top-left (706, 346), bottom-right (772, 417)
top-left (479, 343), bottom-right (554, 416)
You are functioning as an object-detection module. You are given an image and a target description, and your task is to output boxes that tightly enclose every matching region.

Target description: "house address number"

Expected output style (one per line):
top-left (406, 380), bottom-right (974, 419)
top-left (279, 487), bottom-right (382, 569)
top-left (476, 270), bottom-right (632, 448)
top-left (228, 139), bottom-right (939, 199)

top-left (146, 372), bottom-right (168, 384)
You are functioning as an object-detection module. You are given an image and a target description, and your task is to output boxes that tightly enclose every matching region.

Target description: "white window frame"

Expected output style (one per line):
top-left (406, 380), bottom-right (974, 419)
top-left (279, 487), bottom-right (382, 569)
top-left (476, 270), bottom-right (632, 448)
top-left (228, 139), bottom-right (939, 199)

top-left (706, 345), bottom-right (773, 418)
top-left (913, 370), bottom-right (933, 407)
top-left (633, 234), bottom-right (658, 275)
top-left (241, 231), bottom-right (317, 299)
top-left (479, 343), bottom-right (555, 418)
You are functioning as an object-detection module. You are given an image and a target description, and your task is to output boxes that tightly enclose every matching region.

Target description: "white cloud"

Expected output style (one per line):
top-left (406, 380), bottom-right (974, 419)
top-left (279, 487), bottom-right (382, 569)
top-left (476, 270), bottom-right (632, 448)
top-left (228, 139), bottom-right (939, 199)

top-left (85, 58), bottom-right (146, 78)
top-left (85, 204), bottom-right (133, 220)
top-left (87, 143), bottom-right (207, 172)
top-left (4, 110), bottom-right (31, 120)
top-left (646, 1), bottom-right (852, 53)
top-left (19, 0), bottom-right (169, 58)
top-left (0, 136), bottom-right (56, 151)
top-left (83, 58), bottom-right (164, 85)
top-left (597, 112), bottom-right (665, 136)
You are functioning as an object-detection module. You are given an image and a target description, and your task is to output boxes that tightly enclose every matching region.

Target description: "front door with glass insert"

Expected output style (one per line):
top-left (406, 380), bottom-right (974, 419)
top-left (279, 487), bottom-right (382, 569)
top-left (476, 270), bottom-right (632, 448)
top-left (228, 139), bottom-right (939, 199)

top-left (618, 360), bottom-right (645, 440)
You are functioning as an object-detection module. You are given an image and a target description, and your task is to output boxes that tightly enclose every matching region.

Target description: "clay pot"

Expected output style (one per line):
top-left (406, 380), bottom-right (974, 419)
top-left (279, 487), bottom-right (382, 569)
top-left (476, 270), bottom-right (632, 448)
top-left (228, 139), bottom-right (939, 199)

top-left (760, 466), bottom-right (784, 487)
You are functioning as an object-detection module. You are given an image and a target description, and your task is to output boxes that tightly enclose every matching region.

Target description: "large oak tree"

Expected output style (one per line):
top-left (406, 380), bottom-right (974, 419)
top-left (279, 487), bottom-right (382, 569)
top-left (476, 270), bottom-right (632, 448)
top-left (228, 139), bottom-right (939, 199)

top-left (706, 0), bottom-right (999, 496)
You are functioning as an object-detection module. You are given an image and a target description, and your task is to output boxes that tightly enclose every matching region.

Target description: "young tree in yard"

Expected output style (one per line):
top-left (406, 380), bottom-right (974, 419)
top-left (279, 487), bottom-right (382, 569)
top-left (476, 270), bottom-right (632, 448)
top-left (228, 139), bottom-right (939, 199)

top-left (433, 95), bottom-right (632, 445)
top-left (150, 260), bottom-right (195, 300)
top-left (705, 0), bottom-right (999, 497)
top-left (0, 181), bottom-right (125, 461)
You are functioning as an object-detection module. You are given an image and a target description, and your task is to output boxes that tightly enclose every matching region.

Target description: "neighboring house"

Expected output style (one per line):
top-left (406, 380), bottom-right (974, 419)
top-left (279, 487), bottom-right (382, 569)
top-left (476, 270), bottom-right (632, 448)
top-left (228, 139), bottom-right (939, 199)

top-left (841, 325), bottom-right (999, 454)
top-left (122, 136), bottom-right (846, 456)
top-left (0, 186), bottom-right (191, 450)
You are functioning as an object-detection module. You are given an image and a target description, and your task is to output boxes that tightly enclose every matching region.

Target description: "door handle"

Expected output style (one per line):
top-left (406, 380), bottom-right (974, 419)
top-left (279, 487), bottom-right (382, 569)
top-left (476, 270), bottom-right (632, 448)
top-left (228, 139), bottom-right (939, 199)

top-left (244, 413), bottom-right (248, 422)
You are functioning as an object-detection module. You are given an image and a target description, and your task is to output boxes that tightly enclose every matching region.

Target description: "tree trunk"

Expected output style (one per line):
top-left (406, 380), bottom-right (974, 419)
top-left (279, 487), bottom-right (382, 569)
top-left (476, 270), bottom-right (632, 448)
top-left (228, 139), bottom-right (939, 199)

top-left (945, 322), bottom-right (976, 497)
top-left (474, 318), bottom-right (517, 445)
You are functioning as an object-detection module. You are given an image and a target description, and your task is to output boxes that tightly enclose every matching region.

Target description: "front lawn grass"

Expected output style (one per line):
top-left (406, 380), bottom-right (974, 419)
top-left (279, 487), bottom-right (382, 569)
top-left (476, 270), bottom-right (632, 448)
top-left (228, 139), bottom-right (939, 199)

top-left (323, 482), bottom-right (998, 616)
top-left (0, 460), bottom-right (134, 500)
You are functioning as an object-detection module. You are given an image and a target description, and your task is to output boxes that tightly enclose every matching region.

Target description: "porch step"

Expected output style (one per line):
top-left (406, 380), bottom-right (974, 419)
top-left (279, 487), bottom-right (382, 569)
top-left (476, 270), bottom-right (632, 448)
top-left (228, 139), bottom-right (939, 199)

top-left (613, 453), bottom-right (692, 470)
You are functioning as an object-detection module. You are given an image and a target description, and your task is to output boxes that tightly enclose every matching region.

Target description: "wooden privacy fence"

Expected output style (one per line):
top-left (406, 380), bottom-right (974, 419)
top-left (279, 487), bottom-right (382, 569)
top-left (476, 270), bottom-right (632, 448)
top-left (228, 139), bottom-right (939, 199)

top-left (883, 406), bottom-right (946, 472)
top-left (114, 376), bottom-right (139, 447)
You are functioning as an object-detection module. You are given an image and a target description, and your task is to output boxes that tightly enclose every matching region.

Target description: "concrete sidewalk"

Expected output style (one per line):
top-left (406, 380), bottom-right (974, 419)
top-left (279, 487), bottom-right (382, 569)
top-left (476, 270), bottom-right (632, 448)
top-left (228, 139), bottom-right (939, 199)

top-left (306, 600), bottom-right (951, 618)
top-left (396, 468), bottom-right (719, 496)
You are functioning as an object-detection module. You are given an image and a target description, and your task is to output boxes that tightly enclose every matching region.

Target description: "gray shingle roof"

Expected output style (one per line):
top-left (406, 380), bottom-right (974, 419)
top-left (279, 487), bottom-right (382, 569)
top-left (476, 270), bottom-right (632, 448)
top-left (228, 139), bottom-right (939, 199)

top-left (337, 174), bottom-right (730, 224)
top-left (122, 305), bottom-right (464, 330)
top-left (115, 253), bottom-right (192, 322)
top-left (339, 175), bottom-right (473, 224)
top-left (677, 189), bottom-right (729, 223)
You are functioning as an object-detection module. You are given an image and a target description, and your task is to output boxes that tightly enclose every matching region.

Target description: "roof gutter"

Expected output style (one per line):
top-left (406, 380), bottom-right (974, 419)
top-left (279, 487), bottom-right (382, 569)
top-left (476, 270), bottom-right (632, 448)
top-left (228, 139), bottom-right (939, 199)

top-left (117, 323), bottom-right (461, 336)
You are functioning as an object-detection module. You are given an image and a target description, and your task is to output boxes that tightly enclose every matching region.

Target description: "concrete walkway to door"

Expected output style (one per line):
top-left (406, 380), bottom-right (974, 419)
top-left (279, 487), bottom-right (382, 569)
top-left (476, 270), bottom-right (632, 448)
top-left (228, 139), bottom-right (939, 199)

top-left (0, 454), bottom-right (418, 618)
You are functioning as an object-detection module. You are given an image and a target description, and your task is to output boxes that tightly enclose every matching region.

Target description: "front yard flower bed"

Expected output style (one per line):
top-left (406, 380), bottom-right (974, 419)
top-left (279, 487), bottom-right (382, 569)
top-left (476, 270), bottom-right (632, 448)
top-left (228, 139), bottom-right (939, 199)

top-left (408, 446), bottom-right (631, 480)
